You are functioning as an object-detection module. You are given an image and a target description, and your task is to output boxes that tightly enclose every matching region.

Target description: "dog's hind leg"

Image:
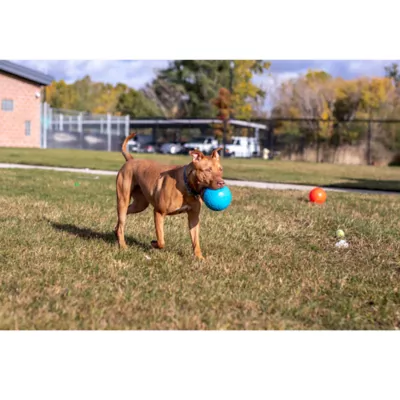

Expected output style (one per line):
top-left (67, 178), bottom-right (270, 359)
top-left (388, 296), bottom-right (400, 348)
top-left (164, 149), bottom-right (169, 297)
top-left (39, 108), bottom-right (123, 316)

top-left (114, 171), bottom-right (133, 249)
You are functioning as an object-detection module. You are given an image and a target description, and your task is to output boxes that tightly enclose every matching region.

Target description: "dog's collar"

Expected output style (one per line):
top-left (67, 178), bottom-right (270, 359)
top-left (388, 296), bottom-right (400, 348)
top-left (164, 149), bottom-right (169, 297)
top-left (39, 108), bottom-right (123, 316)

top-left (183, 165), bottom-right (200, 197)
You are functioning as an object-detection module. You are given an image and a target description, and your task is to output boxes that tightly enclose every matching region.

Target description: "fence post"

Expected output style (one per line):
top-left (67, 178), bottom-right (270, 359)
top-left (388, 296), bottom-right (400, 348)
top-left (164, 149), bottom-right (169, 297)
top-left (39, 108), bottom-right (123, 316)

top-left (49, 107), bottom-right (53, 132)
top-left (367, 119), bottom-right (372, 165)
top-left (107, 113), bottom-right (112, 152)
top-left (268, 122), bottom-right (274, 159)
top-left (254, 127), bottom-right (260, 157)
top-left (125, 115), bottom-right (130, 137)
top-left (59, 114), bottom-right (63, 131)
top-left (77, 113), bottom-right (83, 149)
top-left (42, 102), bottom-right (48, 149)
top-left (78, 113), bottom-right (83, 133)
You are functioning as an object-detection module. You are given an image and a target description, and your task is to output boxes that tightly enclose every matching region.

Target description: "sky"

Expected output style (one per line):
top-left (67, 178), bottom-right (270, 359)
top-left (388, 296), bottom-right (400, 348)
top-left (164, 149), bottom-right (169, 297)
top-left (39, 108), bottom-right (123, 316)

top-left (13, 60), bottom-right (399, 89)
top-left (11, 60), bottom-right (400, 111)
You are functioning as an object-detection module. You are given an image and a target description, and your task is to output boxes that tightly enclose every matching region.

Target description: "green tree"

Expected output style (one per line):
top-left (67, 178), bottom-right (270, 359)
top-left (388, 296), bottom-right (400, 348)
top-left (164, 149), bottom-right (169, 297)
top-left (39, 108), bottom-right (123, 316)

top-left (158, 60), bottom-right (231, 117)
top-left (156, 60), bottom-right (270, 119)
top-left (46, 77), bottom-right (161, 118)
top-left (384, 63), bottom-right (400, 86)
top-left (142, 78), bottom-right (186, 118)
top-left (92, 83), bottom-right (128, 115)
top-left (116, 88), bottom-right (162, 118)
top-left (46, 80), bottom-right (75, 110)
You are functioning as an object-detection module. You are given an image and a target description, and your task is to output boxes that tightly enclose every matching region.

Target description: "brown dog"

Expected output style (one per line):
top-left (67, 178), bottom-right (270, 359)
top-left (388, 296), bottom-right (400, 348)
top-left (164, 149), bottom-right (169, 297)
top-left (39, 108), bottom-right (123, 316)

top-left (114, 133), bottom-right (225, 259)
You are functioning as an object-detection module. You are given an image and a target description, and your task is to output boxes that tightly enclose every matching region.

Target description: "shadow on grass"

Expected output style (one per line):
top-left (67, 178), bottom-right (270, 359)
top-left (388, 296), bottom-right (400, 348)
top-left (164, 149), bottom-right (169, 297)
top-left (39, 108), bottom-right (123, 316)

top-left (46, 219), bottom-right (152, 251)
top-left (325, 178), bottom-right (400, 193)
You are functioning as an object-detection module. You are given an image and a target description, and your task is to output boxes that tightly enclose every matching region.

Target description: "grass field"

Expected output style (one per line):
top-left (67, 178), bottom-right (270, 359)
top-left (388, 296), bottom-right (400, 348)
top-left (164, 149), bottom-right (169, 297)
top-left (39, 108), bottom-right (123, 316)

top-left (0, 147), bottom-right (399, 191)
top-left (1, 168), bottom-right (399, 329)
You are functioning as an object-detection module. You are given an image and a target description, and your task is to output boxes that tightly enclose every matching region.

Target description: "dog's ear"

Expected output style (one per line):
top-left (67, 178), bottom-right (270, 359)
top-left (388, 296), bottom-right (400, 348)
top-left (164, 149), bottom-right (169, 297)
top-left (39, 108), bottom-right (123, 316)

top-left (190, 150), bottom-right (205, 163)
top-left (211, 147), bottom-right (223, 160)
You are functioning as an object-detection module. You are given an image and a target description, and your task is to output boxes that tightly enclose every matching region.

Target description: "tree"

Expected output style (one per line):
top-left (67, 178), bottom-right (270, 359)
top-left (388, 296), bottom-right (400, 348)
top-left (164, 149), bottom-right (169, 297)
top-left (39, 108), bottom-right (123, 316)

top-left (45, 77), bottom-right (162, 118)
top-left (272, 70), bottom-right (336, 141)
top-left (116, 88), bottom-right (162, 118)
top-left (384, 63), bottom-right (400, 87)
top-left (211, 88), bottom-right (232, 140)
top-left (230, 60), bottom-right (271, 120)
top-left (142, 78), bottom-right (186, 118)
top-left (46, 79), bottom-right (77, 110)
top-left (157, 60), bottom-right (232, 117)
top-left (272, 71), bottom-right (400, 148)
top-left (92, 83), bottom-right (128, 115)
top-left (155, 60), bottom-right (270, 119)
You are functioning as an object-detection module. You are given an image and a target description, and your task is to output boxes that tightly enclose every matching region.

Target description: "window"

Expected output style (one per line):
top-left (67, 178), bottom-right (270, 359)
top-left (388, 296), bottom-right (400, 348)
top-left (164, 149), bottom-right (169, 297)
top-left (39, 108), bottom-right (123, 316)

top-left (1, 99), bottom-right (14, 111)
top-left (25, 121), bottom-right (31, 136)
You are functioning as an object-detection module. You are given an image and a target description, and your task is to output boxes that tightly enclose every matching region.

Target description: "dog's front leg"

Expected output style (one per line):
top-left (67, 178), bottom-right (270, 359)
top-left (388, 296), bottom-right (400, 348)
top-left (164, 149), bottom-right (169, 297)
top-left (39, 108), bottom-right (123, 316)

top-left (188, 209), bottom-right (203, 259)
top-left (151, 210), bottom-right (165, 249)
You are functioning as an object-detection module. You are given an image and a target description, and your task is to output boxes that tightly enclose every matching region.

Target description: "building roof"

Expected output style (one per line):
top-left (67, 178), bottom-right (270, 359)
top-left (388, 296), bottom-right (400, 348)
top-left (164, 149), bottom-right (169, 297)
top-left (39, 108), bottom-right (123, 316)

top-left (0, 60), bottom-right (54, 86)
top-left (128, 118), bottom-right (267, 130)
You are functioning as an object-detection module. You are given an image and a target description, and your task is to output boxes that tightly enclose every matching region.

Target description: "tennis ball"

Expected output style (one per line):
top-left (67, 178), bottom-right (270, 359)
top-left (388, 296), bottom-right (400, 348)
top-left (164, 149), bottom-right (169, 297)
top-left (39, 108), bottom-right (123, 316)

top-left (336, 229), bottom-right (345, 238)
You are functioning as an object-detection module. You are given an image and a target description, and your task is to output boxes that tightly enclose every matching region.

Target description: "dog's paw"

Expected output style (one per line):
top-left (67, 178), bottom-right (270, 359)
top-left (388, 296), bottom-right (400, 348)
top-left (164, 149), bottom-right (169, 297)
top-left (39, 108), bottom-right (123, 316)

top-left (151, 240), bottom-right (164, 249)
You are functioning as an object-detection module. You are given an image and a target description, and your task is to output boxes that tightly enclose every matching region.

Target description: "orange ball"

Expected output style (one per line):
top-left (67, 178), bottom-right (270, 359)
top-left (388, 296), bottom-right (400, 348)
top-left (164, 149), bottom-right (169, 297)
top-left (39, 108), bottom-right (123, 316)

top-left (309, 187), bottom-right (327, 204)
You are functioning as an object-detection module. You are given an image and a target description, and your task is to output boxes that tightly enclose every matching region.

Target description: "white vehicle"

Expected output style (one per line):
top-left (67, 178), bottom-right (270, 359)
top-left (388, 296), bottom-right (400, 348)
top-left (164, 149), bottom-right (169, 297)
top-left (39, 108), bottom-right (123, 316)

top-left (127, 134), bottom-right (154, 153)
top-left (183, 136), bottom-right (219, 155)
top-left (225, 136), bottom-right (260, 158)
top-left (160, 142), bottom-right (183, 155)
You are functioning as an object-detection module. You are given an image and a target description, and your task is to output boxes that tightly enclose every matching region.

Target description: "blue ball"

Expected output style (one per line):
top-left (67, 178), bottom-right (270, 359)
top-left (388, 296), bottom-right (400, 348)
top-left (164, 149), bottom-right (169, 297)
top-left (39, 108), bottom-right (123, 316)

top-left (202, 186), bottom-right (232, 211)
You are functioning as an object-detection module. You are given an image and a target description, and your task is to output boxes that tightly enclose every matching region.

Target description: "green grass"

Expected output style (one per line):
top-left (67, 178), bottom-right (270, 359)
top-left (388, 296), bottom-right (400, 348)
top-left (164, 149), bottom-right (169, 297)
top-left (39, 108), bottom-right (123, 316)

top-left (1, 168), bottom-right (399, 329)
top-left (1, 147), bottom-right (399, 191)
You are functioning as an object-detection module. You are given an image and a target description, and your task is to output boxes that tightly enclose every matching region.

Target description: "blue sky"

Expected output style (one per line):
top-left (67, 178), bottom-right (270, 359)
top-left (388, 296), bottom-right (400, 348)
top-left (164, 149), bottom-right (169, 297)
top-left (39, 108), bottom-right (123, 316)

top-left (13, 60), bottom-right (399, 89)
top-left (12, 60), bottom-right (400, 112)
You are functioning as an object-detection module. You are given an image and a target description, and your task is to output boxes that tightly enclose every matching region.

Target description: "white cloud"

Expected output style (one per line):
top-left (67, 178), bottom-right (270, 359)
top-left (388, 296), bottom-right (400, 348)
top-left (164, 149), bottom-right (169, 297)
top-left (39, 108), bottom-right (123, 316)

top-left (346, 60), bottom-right (398, 77)
top-left (12, 60), bottom-right (400, 90)
top-left (10, 59), bottom-right (400, 114)
top-left (266, 60), bottom-right (400, 79)
top-left (12, 60), bottom-right (170, 89)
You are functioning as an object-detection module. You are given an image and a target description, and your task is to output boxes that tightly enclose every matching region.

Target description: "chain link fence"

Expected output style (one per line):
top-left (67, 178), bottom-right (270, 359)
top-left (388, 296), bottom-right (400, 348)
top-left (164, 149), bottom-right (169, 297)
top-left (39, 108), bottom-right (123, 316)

top-left (40, 103), bottom-right (400, 166)
top-left (258, 119), bottom-right (400, 166)
top-left (41, 103), bottom-right (130, 152)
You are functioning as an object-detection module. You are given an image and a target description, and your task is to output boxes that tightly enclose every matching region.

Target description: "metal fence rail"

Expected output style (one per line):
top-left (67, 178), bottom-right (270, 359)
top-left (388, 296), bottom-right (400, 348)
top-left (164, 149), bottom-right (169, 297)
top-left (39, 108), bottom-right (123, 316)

top-left (40, 103), bottom-right (400, 165)
top-left (41, 103), bottom-right (130, 152)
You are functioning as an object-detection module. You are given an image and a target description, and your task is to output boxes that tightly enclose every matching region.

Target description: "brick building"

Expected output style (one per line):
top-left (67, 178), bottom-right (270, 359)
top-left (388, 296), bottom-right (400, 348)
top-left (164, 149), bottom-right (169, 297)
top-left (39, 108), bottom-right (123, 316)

top-left (0, 61), bottom-right (53, 148)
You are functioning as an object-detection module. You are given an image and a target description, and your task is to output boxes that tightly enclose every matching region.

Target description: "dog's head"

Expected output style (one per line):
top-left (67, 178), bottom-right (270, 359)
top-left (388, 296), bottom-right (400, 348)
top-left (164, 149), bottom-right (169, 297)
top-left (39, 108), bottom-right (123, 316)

top-left (189, 147), bottom-right (225, 190)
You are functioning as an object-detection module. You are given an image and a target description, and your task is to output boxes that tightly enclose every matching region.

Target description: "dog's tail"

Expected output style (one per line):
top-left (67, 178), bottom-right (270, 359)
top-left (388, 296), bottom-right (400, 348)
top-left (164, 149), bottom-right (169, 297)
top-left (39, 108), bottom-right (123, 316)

top-left (121, 132), bottom-right (136, 161)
